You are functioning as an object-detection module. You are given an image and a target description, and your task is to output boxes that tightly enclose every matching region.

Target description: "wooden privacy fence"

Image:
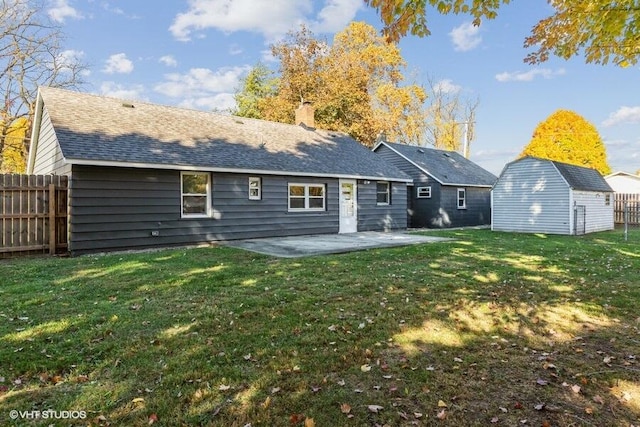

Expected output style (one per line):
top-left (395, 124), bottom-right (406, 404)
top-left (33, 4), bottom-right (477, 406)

top-left (1, 174), bottom-right (68, 258)
top-left (614, 193), bottom-right (640, 225)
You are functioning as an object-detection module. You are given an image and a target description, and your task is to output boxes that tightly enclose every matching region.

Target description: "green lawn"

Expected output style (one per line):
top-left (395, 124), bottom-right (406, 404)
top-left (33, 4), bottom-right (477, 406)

top-left (0, 229), bottom-right (639, 426)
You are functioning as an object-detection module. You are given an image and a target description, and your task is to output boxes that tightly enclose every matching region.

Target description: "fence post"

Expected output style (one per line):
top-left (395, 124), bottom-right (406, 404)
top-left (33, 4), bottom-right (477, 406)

top-left (49, 183), bottom-right (56, 254)
top-left (624, 201), bottom-right (628, 242)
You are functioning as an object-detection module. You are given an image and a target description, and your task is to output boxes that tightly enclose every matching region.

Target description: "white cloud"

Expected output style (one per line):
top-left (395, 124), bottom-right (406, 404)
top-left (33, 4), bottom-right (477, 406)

top-left (449, 22), bottom-right (481, 52)
top-left (169, 0), bottom-right (360, 42)
top-left (159, 55), bottom-right (178, 67)
top-left (99, 82), bottom-right (147, 101)
top-left (433, 79), bottom-right (462, 94)
top-left (495, 68), bottom-right (566, 82)
top-left (154, 65), bottom-right (250, 111)
top-left (103, 53), bottom-right (134, 74)
top-left (229, 44), bottom-right (243, 56)
top-left (311, 0), bottom-right (362, 33)
top-left (602, 106), bottom-right (640, 127)
top-left (48, 0), bottom-right (83, 23)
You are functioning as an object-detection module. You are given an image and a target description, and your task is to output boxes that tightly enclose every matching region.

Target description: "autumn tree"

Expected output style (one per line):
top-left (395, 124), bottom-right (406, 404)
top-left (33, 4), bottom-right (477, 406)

top-left (1, 0), bottom-right (87, 173)
top-left (424, 77), bottom-right (478, 156)
top-left (236, 22), bottom-right (427, 147)
top-left (519, 109), bottom-right (611, 175)
top-left (364, 0), bottom-right (640, 66)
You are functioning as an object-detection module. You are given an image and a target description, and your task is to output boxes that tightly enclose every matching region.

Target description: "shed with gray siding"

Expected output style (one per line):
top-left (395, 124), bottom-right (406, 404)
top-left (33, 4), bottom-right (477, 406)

top-left (27, 87), bottom-right (411, 255)
top-left (491, 156), bottom-right (614, 235)
top-left (373, 141), bottom-right (497, 228)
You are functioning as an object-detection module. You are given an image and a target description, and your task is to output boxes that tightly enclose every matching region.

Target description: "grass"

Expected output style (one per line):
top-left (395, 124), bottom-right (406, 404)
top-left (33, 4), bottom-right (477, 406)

top-left (0, 228), bottom-right (639, 426)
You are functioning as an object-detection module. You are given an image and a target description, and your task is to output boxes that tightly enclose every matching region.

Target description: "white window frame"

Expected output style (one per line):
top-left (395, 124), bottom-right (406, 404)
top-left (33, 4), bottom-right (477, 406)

top-left (605, 194), bottom-right (611, 206)
top-left (376, 181), bottom-right (390, 205)
top-left (249, 177), bottom-right (262, 200)
top-left (457, 188), bottom-right (466, 210)
top-left (417, 186), bottom-right (432, 198)
top-left (288, 183), bottom-right (326, 212)
top-left (181, 171), bottom-right (211, 218)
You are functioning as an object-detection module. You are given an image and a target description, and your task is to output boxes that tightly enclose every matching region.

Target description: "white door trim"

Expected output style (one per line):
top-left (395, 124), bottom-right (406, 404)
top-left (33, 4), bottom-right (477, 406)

top-left (339, 179), bottom-right (358, 233)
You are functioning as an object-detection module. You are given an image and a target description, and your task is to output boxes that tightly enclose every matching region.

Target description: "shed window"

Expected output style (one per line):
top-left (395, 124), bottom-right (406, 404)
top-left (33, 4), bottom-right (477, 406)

top-left (249, 177), bottom-right (261, 200)
top-left (417, 186), bottom-right (431, 198)
top-left (605, 194), bottom-right (610, 206)
top-left (181, 172), bottom-right (210, 217)
top-left (457, 188), bottom-right (466, 209)
top-left (377, 182), bottom-right (390, 205)
top-left (288, 183), bottom-right (325, 211)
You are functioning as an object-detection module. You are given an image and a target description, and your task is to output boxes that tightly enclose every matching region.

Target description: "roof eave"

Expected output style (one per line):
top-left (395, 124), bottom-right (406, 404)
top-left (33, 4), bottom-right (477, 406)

top-left (65, 158), bottom-right (414, 183)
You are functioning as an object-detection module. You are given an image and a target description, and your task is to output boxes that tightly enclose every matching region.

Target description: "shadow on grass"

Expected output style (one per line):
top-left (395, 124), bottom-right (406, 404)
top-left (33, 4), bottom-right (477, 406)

top-left (0, 229), bottom-right (639, 426)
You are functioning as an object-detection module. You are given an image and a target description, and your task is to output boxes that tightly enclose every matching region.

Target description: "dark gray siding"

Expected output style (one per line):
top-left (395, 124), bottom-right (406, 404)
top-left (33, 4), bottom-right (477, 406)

top-left (69, 165), bottom-right (340, 254)
top-left (375, 144), bottom-right (492, 228)
top-left (357, 181), bottom-right (407, 231)
top-left (31, 107), bottom-right (71, 176)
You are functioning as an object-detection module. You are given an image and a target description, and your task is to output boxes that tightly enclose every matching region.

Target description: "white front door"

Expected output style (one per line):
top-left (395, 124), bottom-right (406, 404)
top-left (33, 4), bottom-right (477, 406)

top-left (339, 179), bottom-right (357, 233)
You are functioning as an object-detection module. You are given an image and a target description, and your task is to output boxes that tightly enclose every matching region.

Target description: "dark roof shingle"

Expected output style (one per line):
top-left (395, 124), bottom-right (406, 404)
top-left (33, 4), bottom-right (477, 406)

top-left (377, 141), bottom-right (497, 186)
top-left (550, 160), bottom-right (613, 192)
top-left (37, 87), bottom-right (411, 181)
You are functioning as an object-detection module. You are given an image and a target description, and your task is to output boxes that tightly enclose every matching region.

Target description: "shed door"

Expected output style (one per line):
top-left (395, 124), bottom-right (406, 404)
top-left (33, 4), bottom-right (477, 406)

top-left (339, 179), bottom-right (357, 233)
top-left (574, 205), bottom-right (586, 235)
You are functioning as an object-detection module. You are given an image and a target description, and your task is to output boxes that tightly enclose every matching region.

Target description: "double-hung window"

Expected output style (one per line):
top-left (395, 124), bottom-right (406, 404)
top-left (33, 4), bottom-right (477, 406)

top-left (181, 172), bottom-right (210, 217)
top-left (376, 182), bottom-right (390, 205)
top-left (249, 177), bottom-right (261, 200)
top-left (457, 188), bottom-right (466, 209)
top-left (288, 183), bottom-right (325, 211)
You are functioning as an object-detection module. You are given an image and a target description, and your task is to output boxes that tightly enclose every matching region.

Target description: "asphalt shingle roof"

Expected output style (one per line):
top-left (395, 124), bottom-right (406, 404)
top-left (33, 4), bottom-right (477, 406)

top-left (379, 141), bottom-right (497, 186)
top-left (549, 159), bottom-right (613, 192)
top-left (38, 87), bottom-right (411, 181)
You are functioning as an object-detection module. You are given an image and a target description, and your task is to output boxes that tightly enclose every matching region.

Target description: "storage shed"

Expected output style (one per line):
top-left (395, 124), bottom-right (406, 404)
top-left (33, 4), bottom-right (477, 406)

top-left (492, 156), bottom-right (614, 235)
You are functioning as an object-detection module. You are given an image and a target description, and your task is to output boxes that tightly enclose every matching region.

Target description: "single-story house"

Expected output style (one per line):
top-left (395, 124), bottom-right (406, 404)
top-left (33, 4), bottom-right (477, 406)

top-left (491, 156), bottom-right (614, 235)
top-left (27, 87), bottom-right (412, 255)
top-left (605, 171), bottom-right (640, 194)
top-left (373, 140), bottom-right (497, 228)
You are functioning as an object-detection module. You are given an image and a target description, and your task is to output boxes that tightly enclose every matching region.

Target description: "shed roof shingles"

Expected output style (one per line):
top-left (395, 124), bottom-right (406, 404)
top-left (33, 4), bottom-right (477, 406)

top-left (39, 87), bottom-right (410, 181)
top-left (550, 160), bottom-right (613, 192)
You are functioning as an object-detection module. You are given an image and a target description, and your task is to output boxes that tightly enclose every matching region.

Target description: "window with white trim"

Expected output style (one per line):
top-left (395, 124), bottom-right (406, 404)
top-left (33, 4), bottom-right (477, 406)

top-left (181, 172), bottom-right (210, 217)
top-left (376, 182), bottom-right (390, 205)
top-left (249, 177), bottom-right (261, 200)
top-left (288, 183), bottom-right (325, 211)
top-left (605, 194), bottom-right (611, 206)
top-left (457, 188), bottom-right (466, 209)
top-left (417, 186), bottom-right (431, 198)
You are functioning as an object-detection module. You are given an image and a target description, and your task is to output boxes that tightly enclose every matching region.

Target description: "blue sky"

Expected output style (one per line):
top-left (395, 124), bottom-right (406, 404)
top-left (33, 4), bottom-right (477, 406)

top-left (47, 0), bottom-right (640, 175)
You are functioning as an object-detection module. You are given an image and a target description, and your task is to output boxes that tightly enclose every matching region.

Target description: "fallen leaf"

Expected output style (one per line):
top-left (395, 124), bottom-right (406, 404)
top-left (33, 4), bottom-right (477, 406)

top-left (262, 396), bottom-right (271, 410)
top-left (292, 365), bottom-right (301, 372)
top-left (148, 413), bottom-right (158, 425)
top-left (304, 417), bottom-right (315, 427)
top-left (437, 408), bottom-right (447, 420)
top-left (491, 417), bottom-right (499, 423)
top-left (340, 403), bottom-right (351, 414)
top-left (603, 356), bottom-right (612, 364)
top-left (454, 357), bottom-right (463, 363)
top-left (290, 414), bottom-right (304, 424)
top-left (219, 384), bottom-right (231, 391)
top-left (542, 421), bottom-right (551, 427)
top-left (593, 395), bottom-right (604, 404)
top-left (499, 407), bottom-right (508, 413)
top-left (514, 402), bottom-right (523, 409)
top-left (76, 375), bottom-right (89, 383)
top-left (437, 400), bottom-right (447, 408)
top-left (360, 364), bottom-right (372, 372)
top-left (368, 405), bottom-right (383, 413)
top-left (132, 397), bottom-right (145, 404)
top-left (571, 384), bottom-right (581, 394)
top-left (585, 407), bottom-right (594, 415)
top-left (414, 412), bottom-right (423, 418)
top-left (536, 378), bottom-right (548, 386)
top-left (534, 403), bottom-right (545, 411)
top-left (271, 387), bottom-right (281, 394)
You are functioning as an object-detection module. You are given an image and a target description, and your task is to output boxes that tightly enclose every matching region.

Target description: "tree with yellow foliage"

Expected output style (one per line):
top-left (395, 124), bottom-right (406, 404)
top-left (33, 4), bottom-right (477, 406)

top-left (365, 0), bottom-right (640, 66)
top-left (236, 22), bottom-right (427, 147)
top-left (0, 118), bottom-right (29, 173)
top-left (519, 110), bottom-right (611, 175)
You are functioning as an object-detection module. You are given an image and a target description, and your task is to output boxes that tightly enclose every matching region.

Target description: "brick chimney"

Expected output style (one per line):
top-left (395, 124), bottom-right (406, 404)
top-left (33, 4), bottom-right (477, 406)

top-left (295, 101), bottom-right (315, 128)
